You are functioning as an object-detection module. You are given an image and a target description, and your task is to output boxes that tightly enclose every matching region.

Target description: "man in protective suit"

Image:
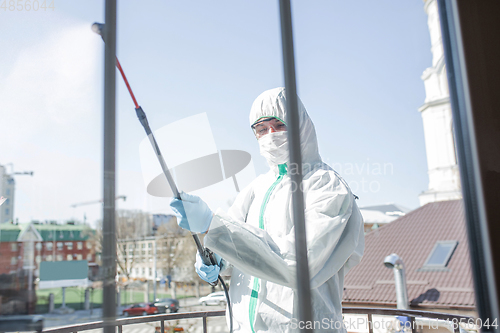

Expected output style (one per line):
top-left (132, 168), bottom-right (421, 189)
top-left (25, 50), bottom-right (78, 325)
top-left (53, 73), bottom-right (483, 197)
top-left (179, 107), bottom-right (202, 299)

top-left (170, 87), bottom-right (365, 332)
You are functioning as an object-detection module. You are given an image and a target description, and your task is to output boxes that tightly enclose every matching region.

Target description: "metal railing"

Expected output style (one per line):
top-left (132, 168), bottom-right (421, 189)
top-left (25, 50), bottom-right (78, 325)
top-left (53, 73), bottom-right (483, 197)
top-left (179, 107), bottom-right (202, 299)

top-left (342, 308), bottom-right (474, 333)
top-left (41, 308), bottom-right (474, 333)
top-left (43, 310), bottom-right (225, 333)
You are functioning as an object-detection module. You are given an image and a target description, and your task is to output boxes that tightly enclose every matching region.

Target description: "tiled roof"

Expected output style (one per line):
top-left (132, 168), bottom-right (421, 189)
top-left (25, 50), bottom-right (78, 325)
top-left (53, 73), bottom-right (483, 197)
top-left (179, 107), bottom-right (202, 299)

top-left (0, 223), bottom-right (21, 242)
top-left (360, 209), bottom-right (398, 224)
top-left (0, 223), bottom-right (94, 242)
top-left (360, 203), bottom-right (411, 214)
top-left (343, 200), bottom-right (475, 309)
top-left (34, 224), bottom-right (93, 241)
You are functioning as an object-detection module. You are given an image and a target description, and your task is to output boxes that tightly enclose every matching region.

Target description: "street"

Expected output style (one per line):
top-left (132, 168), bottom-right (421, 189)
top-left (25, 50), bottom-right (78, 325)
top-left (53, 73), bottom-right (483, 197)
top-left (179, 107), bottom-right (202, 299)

top-left (42, 297), bottom-right (229, 333)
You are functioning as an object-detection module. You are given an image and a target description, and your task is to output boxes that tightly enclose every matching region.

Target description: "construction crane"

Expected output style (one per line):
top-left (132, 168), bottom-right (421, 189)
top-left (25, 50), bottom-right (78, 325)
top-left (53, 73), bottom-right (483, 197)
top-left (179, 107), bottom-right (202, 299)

top-left (70, 195), bottom-right (127, 208)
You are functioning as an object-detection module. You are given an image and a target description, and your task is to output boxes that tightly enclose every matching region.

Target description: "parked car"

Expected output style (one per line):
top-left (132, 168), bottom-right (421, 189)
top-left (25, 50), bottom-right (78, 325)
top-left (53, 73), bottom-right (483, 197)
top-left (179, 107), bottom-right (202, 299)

top-left (199, 291), bottom-right (226, 306)
top-left (122, 303), bottom-right (158, 316)
top-left (155, 325), bottom-right (184, 332)
top-left (154, 298), bottom-right (180, 313)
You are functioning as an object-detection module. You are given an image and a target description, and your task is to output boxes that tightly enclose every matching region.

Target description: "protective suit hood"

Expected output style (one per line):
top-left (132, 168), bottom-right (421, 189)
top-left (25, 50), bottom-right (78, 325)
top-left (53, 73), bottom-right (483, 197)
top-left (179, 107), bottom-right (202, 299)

top-left (249, 87), bottom-right (321, 173)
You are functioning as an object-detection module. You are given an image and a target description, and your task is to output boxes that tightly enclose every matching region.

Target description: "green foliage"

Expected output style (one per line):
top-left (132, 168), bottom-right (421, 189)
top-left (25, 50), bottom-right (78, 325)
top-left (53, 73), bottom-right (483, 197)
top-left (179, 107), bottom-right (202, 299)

top-left (35, 287), bottom-right (195, 313)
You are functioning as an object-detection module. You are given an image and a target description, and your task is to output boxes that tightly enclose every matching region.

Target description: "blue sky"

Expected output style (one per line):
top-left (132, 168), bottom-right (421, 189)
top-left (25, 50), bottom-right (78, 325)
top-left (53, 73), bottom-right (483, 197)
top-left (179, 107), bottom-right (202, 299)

top-left (0, 1), bottom-right (432, 225)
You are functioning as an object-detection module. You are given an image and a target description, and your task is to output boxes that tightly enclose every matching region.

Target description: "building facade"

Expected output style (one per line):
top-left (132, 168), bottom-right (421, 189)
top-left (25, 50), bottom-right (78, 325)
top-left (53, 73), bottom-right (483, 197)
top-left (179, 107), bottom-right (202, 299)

top-left (0, 222), bottom-right (96, 279)
top-left (117, 237), bottom-right (159, 281)
top-left (117, 235), bottom-right (196, 283)
top-left (418, 0), bottom-right (462, 206)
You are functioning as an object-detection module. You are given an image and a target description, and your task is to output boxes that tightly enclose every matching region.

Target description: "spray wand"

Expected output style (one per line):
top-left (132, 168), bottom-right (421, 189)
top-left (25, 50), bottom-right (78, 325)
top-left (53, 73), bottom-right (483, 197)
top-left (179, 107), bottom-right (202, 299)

top-left (91, 23), bottom-right (219, 283)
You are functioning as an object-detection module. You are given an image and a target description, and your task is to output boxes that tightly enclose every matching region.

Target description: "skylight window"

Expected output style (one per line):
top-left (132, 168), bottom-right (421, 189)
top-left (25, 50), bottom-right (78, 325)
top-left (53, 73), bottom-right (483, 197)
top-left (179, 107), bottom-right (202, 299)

top-left (423, 241), bottom-right (458, 269)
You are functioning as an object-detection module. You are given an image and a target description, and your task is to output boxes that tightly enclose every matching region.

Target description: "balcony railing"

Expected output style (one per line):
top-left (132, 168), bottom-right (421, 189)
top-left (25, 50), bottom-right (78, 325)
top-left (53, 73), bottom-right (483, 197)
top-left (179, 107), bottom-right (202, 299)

top-left (42, 310), bottom-right (225, 333)
top-left (40, 308), bottom-right (474, 333)
top-left (342, 308), bottom-right (474, 333)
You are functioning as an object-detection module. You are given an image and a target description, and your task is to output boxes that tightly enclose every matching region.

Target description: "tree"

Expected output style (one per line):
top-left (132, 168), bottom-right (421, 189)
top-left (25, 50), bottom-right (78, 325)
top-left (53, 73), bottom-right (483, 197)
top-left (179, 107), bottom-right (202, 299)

top-left (155, 218), bottom-right (198, 283)
top-left (90, 209), bottom-right (153, 281)
top-left (89, 210), bottom-right (200, 292)
top-left (115, 210), bottom-right (152, 281)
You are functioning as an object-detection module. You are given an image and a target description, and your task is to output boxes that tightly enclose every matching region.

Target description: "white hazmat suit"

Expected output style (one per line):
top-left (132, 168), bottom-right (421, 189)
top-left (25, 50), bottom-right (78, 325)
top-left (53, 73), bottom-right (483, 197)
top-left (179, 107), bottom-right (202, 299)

top-left (204, 87), bottom-right (364, 333)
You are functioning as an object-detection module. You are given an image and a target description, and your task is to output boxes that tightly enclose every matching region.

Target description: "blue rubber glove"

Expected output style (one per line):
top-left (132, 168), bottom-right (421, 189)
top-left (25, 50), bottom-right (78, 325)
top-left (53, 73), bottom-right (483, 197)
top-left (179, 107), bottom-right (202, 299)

top-left (195, 252), bottom-right (222, 283)
top-left (170, 192), bottom-right (213, 233)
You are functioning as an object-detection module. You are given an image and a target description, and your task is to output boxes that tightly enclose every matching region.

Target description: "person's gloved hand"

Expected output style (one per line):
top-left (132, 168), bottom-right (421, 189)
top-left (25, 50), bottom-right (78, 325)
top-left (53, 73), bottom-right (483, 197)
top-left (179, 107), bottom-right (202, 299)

top-left (170, 192), bottom-right (213, 233)
top-left (195, 252), bottom-right (222, 283)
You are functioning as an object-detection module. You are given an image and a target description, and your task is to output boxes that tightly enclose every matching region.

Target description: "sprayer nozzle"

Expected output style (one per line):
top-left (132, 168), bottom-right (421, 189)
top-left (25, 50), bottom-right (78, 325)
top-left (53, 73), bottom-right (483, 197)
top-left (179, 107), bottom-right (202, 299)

top-left (91, 22), bottom-right (105, 36)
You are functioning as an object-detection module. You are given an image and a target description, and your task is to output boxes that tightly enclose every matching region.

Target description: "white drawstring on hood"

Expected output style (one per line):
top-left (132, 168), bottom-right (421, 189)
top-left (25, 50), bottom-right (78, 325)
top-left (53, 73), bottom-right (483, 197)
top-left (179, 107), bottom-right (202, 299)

top-left (249, 87), bottom-right (321, 173)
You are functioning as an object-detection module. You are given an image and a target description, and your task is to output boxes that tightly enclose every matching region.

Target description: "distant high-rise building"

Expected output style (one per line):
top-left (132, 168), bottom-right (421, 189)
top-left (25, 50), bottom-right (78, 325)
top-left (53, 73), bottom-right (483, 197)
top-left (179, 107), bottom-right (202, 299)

top-left (0, 165), bottom-right (15, 223)
top-left (418, 0), bottom-right (462, 206)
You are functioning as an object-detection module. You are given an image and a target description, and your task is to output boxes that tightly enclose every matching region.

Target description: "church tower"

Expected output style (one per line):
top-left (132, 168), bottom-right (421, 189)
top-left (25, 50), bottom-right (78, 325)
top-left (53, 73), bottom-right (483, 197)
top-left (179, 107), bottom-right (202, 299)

top-left (418, 0), bottom-right (462, 206)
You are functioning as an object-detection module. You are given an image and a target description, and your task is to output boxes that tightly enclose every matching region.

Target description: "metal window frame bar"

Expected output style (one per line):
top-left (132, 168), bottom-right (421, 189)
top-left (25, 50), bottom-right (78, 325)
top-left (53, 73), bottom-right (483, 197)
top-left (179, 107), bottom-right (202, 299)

top-left (436, 0), bottom-right (500, 329)
top-left (101, 0), bottom-right (118, 333)
top-left (278, 0), bottom-right (314, 332)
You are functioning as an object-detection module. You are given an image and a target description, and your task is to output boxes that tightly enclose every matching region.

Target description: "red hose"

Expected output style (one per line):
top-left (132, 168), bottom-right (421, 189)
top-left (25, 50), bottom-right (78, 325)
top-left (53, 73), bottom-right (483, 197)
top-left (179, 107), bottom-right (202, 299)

top-left (115, 57), bottom-right (140, 109)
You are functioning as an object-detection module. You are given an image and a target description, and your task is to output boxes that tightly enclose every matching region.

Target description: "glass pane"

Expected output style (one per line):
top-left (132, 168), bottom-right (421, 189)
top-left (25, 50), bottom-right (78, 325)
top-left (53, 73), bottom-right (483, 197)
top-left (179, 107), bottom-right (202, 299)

top-left (426, 242), bottom-right (456, 266)
top-left (2, 1), bottom-right (477, 331)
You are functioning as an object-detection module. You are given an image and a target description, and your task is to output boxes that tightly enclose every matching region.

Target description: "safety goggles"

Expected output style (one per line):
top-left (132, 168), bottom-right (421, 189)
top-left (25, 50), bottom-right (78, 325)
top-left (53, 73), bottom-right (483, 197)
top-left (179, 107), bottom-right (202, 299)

top-left (251, 117), bottom-right (287, 138)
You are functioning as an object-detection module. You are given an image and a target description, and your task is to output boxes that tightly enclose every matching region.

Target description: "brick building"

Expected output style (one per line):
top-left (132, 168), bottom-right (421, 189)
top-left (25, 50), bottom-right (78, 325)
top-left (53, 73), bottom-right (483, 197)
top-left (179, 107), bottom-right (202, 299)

top-left (0, 222), bottom-right (96, 279)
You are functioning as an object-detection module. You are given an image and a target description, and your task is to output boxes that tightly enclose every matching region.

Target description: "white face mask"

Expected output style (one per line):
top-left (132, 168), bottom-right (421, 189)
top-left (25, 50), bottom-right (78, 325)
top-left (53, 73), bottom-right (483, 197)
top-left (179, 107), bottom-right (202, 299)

top-left (258, 131), bottom-right (289, 165)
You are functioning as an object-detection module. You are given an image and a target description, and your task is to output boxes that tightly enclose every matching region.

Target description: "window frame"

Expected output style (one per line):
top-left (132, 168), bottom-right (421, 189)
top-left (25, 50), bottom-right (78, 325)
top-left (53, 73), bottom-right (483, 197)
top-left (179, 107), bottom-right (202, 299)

top-left (421, 240), bottom-right (459, 270)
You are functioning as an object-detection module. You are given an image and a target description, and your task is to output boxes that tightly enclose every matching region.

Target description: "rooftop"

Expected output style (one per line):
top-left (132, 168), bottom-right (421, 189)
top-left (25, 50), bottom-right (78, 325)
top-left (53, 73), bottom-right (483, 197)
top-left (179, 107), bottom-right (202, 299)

top-left (360, 203), bottom-right (411, 225)
top-left (0, 222), bottom-right (94, 242)
top-left (344, 200), bottom-right (475, 309)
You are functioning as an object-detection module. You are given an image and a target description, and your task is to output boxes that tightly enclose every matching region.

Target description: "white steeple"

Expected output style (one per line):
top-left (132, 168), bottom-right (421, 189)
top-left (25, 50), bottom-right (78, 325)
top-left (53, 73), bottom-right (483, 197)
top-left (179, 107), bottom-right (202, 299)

top-left (418, 0), bottom-right (462, 206)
